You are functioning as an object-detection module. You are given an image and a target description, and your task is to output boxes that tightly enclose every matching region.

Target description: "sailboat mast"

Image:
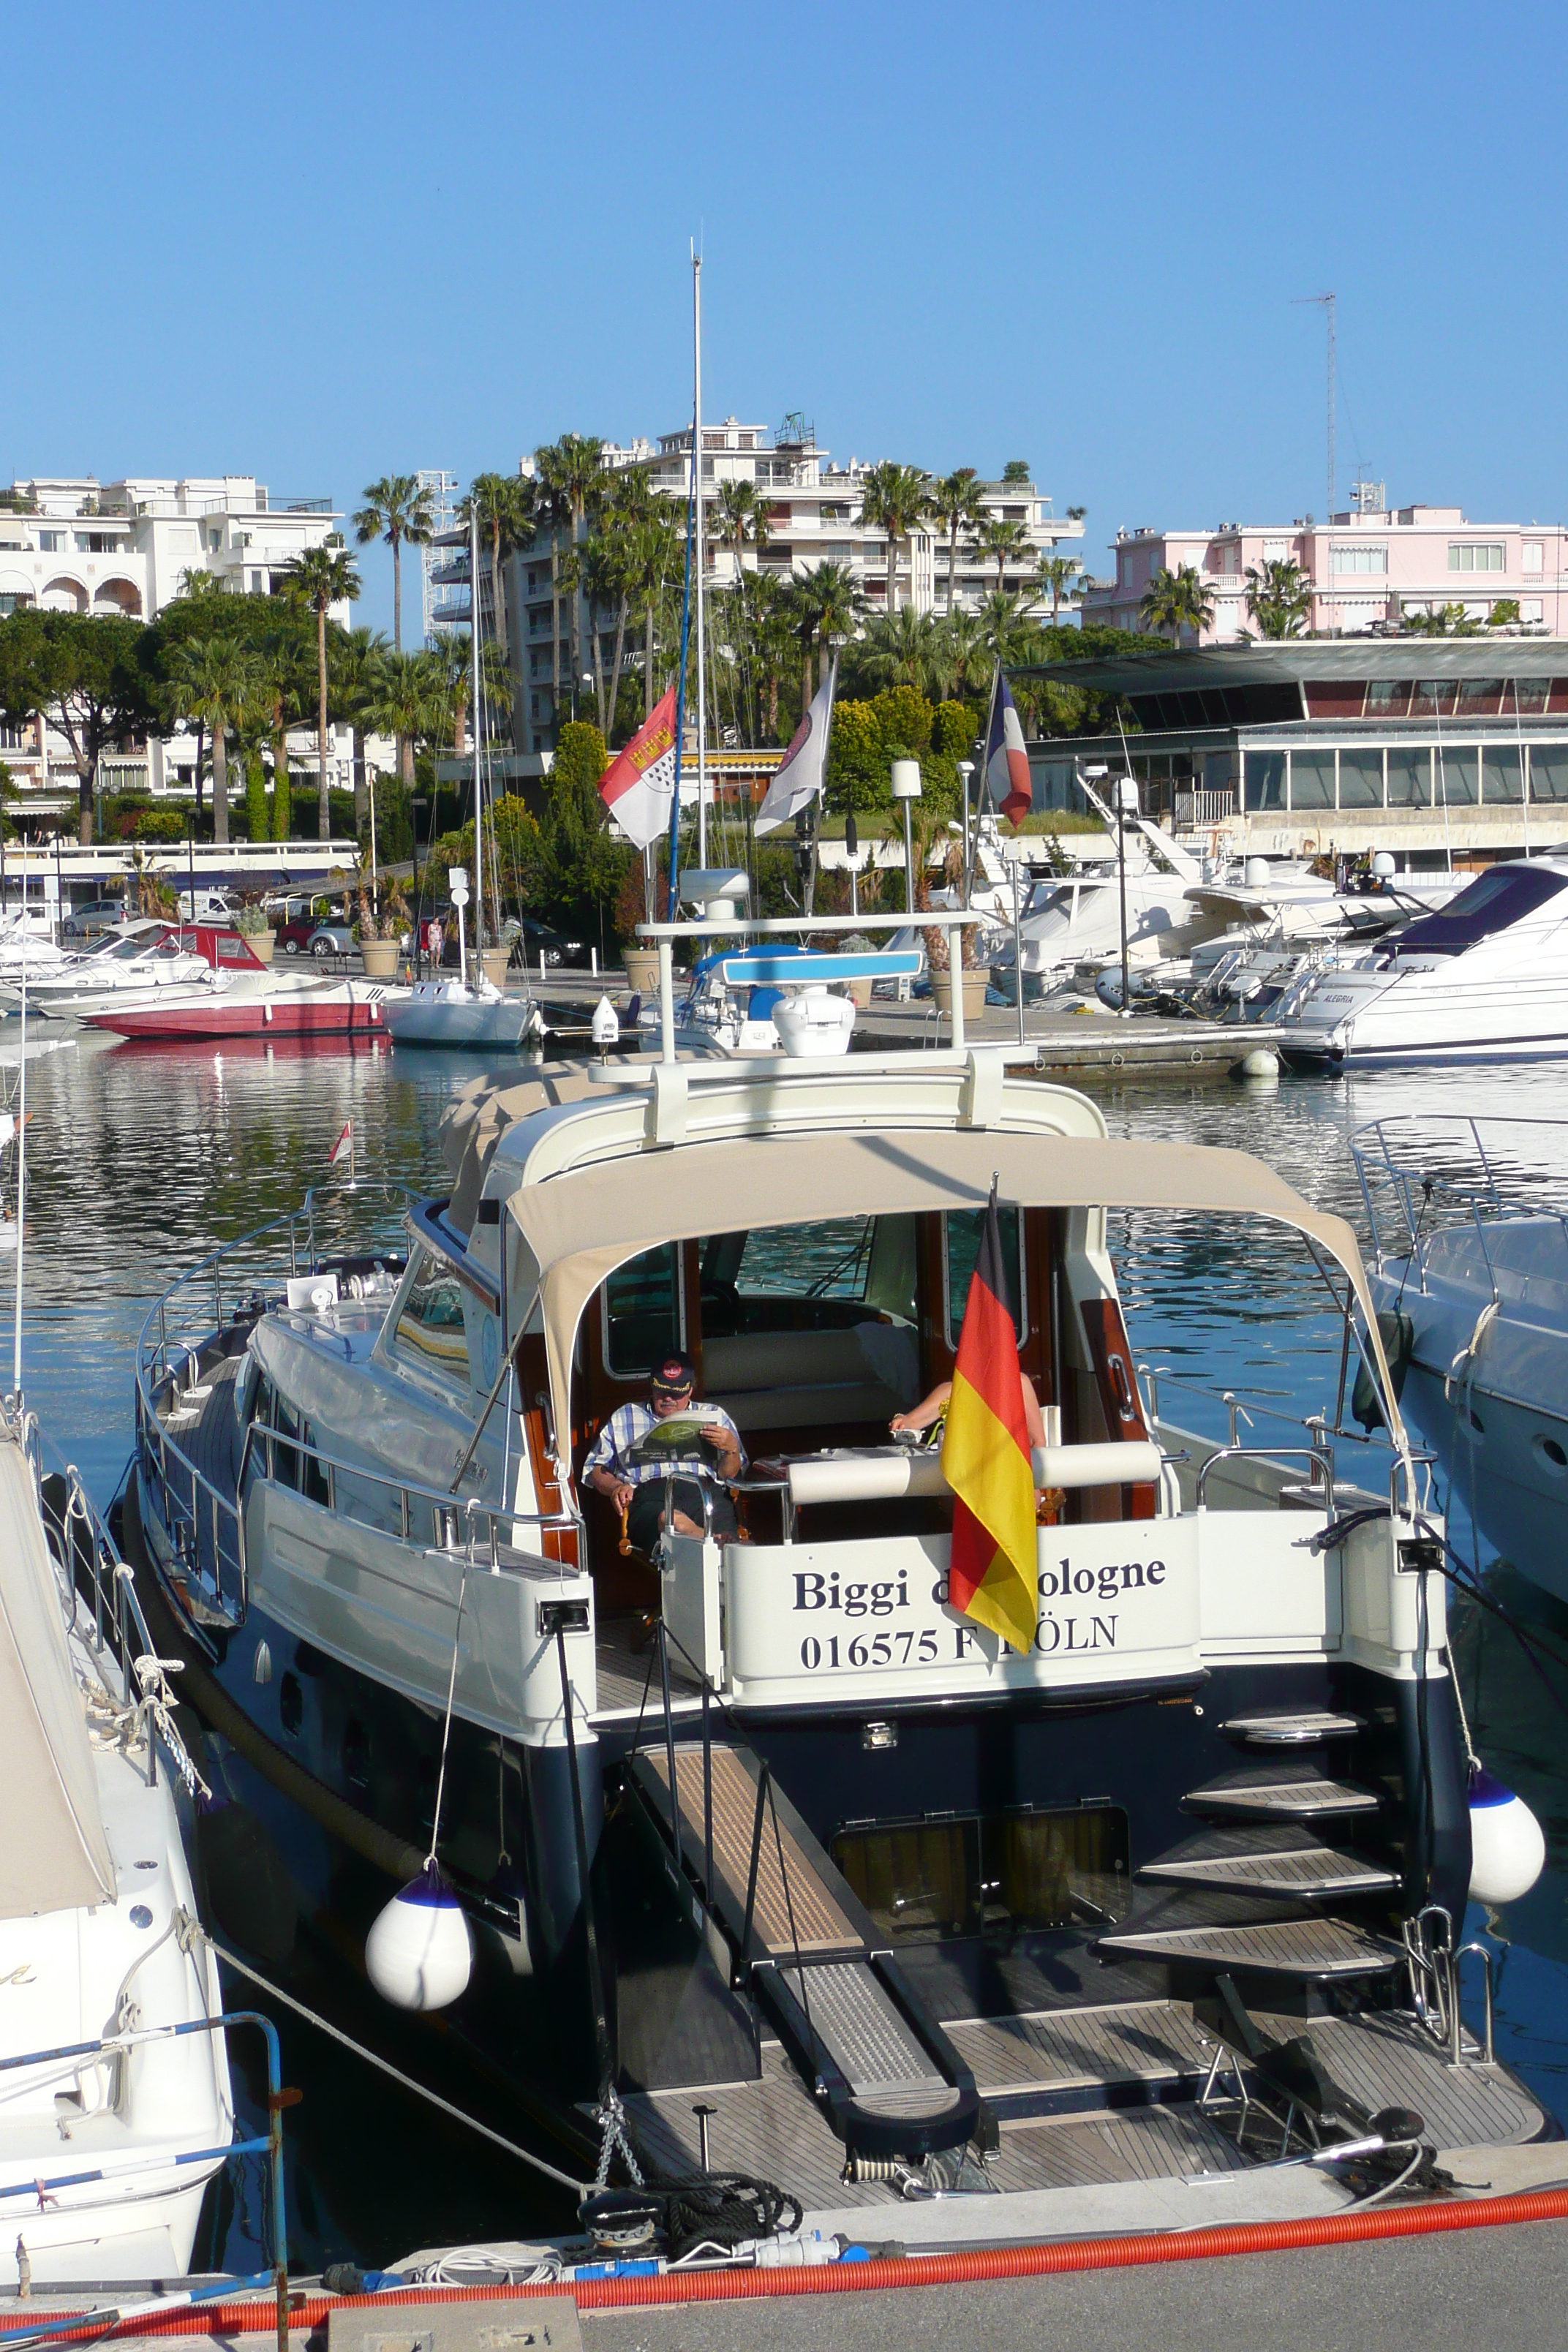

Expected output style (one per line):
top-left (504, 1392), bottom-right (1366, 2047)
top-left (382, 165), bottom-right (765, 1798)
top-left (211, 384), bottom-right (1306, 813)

top-left (470, 508), bottom-right (485, 966)
top-left (693, 252), bottom-right (707, 870)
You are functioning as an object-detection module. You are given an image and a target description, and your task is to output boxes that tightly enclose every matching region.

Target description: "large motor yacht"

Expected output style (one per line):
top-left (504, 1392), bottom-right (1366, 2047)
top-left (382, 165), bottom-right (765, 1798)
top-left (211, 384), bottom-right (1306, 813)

top-left (126, 968), bottom-right (1551, 2237)
top-left (1280, 856), bottom-right (1568, 1063)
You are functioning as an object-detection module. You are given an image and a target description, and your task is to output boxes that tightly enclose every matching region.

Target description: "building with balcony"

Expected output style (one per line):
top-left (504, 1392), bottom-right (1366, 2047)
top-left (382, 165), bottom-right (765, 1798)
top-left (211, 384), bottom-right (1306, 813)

top-left (494, 418), bottom-right (1085, 760)
top-left (1081, 494), bottom-right (1568, 643)
top-left (0, 475), bottom-right (353, 804)
top-left (1021, 639), bottom-right (1568, 864)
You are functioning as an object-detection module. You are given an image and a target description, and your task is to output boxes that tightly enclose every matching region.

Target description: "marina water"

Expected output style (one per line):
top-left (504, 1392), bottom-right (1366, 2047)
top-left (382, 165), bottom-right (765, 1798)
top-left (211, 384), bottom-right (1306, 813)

top-left (12, 1028), bottom-right (1567, 2266)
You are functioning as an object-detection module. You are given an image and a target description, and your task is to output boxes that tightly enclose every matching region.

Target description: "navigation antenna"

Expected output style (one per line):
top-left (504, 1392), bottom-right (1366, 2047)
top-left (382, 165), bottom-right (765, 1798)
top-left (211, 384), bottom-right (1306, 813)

top-left (1293, 293), bottom-right (1336, 520)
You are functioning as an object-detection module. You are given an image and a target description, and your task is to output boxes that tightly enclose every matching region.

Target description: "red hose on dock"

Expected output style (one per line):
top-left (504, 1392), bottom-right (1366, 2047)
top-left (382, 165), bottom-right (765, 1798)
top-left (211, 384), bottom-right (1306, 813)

top-left (77, 2182), bottom-right (1568, 2333)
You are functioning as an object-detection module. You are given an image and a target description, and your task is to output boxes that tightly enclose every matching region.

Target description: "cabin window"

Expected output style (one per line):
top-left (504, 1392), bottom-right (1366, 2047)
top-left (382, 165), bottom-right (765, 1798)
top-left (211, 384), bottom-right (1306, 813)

top-left (271, 1393), bottom-right (301, 1490)
top-left (393, 1249), bottom-right (472, 1385)
top-left (299, 1420), bottom-right (331, 1508)
top-left (834, 1804), bottom-right (1129, 1944)
top-left (943, 1207), bottom-right (1025, 1347)
top-left (698, 1215), bottom-right (918, 1336)
top-left (602, 1242), bottom-right (682, 1374)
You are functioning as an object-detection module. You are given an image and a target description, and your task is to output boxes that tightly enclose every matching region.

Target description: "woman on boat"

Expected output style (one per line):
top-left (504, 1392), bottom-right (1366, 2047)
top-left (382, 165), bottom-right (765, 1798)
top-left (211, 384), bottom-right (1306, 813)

top-left (892, 1373), bottom-right (1047, 1450)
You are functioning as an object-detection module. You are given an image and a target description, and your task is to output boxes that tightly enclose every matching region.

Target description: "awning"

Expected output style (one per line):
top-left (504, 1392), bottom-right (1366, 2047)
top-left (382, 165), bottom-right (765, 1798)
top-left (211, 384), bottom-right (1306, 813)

top-left (505, 1127), bottom-right (1405, 1450)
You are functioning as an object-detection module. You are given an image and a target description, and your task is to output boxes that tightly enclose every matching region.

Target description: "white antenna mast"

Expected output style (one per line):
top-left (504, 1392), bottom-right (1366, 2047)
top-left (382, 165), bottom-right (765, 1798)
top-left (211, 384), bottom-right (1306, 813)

top-left (1294, 291), bottom-right (1337, 521)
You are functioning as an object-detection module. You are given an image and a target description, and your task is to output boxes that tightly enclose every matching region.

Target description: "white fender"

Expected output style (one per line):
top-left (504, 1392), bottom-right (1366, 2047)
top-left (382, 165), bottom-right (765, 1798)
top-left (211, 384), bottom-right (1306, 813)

top-left (1469, 1767), bottom-right (1546, 1907)
top-left (366, 1864), bottom-right (473, 2011)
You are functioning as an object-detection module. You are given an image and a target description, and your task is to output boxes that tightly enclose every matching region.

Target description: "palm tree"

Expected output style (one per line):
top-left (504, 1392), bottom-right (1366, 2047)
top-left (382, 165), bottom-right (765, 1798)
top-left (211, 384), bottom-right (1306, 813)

top-left (943, 609), bottom-right (991, 699)
top-left (461, 472), bottom-right (534, 671)
top-left (977, 516), bottom-right (1033, 596)
top-left (976, 591), bottom-right (1033, 668)
top-left (859, 606), bottom-right (946, 695)
top-left (352, 475), bottom-right (433, 653)
top-left (330, 627), bottom-right (391, 821)
top-left (1036, 553), bottom-right (1082, 621)
top-left (1139, 563), bottom-right (1215, 644)
top-left (255, 618), bottom-right (313, 830)
top-left (857, 461), bottom-right (932, 616)
top-left (711, 477), bottom-right (774, 576)
top-left (369, 650), bottom-right (445, 791)
top-left (535, 435), bottom-right (606, 719)
top-left (1242, 558), bottom-right (1311, 640)
top-left (792, 561), bottom-right (864, 695)
top-left (620, 506), bottom-right (682, 718)
top-left (165, 638), bottom-right (257, 845)
top-left (929, 469), bottom-right (987, 613)
top-left (279, 545), bottom-right (361, 835)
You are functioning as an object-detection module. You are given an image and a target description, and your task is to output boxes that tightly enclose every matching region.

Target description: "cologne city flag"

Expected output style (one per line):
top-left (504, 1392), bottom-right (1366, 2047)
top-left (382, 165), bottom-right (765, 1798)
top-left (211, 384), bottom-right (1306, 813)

top-left (599, 685), bottom-right (679, 849)
top-left (984, 669), bottom-right (1032, 825)
top-left (942, 1188), bottom-right (1038, 1655)
top-left (755, 662), bottom-right (837, 832)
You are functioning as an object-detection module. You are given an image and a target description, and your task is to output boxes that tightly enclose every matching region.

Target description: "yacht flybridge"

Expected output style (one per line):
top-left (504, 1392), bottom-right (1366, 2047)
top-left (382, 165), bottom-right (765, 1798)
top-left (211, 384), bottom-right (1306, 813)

top-left (127, 914), bottom-right (1553, 2241)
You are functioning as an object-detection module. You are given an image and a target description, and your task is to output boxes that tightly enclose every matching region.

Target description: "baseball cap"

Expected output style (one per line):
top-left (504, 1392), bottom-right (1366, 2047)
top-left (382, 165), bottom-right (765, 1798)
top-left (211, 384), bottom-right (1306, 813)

top-left (650, 1352), bottom-right (697, 1398)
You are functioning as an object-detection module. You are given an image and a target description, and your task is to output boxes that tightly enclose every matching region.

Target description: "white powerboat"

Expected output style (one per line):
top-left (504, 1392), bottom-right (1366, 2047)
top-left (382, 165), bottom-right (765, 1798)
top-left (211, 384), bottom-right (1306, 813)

top-left (124, 905), bottom-right (1550, 2249)
top-left (383, 976), bottom-right (543, 1051)
top-left (2, 921), bottom-right (213, 1016)
top-left (0, 1404), bottom-right (233, 2285)
top-left (1354, 1112), bottom-right (1568, 1597)
top-left (1281, 857), bottom-right (1568, 1063)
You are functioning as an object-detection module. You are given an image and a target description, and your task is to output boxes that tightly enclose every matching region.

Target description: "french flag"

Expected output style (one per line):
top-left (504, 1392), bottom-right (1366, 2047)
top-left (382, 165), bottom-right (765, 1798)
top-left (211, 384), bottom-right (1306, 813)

top-left (984, 670), bottom-right (1032, 824)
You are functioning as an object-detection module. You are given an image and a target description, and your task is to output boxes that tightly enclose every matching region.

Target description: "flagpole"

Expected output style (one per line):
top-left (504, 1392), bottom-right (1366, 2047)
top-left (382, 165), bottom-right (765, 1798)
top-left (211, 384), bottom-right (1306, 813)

top-left (693, 249), bottom-right (708, 871)
top-left (666, 385), bottom-right (697, 921)
top-left (470, 508), bottom-right (485, 980)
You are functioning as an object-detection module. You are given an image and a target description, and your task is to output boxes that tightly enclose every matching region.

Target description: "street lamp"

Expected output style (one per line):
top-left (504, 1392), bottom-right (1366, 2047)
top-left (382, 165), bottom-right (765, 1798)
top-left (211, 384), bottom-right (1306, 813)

top-left (892, 758), bottom-right (921, 918)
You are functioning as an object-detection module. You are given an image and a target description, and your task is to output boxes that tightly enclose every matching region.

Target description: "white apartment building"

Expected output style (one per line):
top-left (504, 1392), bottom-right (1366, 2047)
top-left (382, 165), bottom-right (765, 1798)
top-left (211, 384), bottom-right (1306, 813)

top-left (1082, 491), bottom-right (1568, 644)
top-left (0, 476), bottom-right (358, 804)
top-left (462, 419), bottom-right (1085, 757)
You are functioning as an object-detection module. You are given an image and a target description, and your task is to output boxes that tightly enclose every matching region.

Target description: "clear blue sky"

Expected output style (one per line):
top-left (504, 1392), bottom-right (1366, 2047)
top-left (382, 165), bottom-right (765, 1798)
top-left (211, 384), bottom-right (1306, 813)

top-left (7, 1), bottom-right (1564, 635)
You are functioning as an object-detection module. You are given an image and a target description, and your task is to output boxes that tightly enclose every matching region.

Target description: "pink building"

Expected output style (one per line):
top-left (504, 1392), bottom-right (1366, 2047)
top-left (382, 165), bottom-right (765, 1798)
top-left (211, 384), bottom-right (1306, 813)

top-left (1082, 500), bottom-right (1568, 641)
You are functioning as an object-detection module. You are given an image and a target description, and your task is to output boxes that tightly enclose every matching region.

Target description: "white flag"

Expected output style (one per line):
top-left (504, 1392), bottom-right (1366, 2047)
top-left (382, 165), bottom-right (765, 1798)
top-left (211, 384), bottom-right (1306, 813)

top-left (755, 663), bottom-right (837, 832)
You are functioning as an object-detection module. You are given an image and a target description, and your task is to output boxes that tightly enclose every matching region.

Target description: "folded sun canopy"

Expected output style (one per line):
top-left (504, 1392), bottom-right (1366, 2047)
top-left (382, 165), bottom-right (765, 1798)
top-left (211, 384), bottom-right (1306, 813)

top-left (500, 1126), bottom-right (1405, 1449)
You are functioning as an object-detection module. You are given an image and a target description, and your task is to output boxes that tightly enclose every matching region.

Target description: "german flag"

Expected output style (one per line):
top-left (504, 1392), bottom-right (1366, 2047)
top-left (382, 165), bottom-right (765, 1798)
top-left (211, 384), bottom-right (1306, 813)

top-left (942, 1188), bottom-right (1038, 1654)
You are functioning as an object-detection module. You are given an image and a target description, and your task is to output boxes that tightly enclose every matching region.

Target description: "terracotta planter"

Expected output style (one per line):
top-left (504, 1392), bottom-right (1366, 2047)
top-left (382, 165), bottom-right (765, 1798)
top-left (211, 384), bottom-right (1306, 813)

top-left (247, 930), bottom-right (276, 965)
top-left (480, 946), bottom-right (511, 990)
top-left (938, 965), bottom-right (990, 1021)
top-left (360, 939), bottom-right (399, 979)
top-left (623, 946), bottom-right (662, 995)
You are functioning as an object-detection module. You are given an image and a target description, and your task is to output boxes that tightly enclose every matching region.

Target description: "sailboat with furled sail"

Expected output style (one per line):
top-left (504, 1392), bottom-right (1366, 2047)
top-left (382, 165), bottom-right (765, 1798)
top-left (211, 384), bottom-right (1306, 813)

top-left (385, 505), bottom-right (539, 1051)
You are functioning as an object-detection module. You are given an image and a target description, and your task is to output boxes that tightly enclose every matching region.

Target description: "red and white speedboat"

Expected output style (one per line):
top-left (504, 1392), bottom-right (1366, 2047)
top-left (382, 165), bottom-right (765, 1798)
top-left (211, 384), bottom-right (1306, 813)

top-left (80, 929), bottom-right (404, 1039)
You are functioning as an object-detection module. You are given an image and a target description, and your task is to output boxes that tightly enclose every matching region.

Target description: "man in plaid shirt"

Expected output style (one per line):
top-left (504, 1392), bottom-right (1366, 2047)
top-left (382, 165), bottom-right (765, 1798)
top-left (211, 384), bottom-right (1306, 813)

top-left (583, 1350), bottom-right (746, 1551)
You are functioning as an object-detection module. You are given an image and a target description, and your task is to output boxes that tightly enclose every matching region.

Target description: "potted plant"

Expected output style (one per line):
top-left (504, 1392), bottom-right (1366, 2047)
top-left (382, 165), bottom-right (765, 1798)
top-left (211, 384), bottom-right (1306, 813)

top-left (355, 878), bottom-right (401, 979)
top-left (235, 899), bottom-right (276, 965)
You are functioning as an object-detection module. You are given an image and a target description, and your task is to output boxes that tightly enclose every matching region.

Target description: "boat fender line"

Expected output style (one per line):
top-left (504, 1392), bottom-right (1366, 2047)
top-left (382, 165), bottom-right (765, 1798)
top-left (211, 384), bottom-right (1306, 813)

top-left (124, 1472), bottom-right (428, 1885)
top-left (1445, 1298), bottom-right (1500, 1403)
top-left (78, 2185), bottom-right (1568, 2332)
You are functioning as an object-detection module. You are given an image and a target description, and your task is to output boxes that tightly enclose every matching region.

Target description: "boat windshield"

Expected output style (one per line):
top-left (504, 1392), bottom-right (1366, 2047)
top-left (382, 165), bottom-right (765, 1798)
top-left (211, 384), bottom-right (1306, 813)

top-left (1392, 864), bottom-right (1568, 956)
top-left (1025, 883), bottom-right (1079, 924)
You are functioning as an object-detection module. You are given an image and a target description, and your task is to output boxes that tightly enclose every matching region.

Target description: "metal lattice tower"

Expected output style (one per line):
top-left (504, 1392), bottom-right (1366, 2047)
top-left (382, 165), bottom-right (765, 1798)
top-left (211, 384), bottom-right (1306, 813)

top-left (1294, 293), bottom-right (1336, 518)
top-left (418, 469), bottom-right (459, 641)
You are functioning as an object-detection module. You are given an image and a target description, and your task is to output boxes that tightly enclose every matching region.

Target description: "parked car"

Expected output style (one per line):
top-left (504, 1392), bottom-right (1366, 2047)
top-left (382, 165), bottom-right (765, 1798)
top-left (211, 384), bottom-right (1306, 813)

top-left (61, 899), bottom-right (130, 941)
top-left (306, 921), bottom-right (355, 958)
top-left (273, 898), bottom-right (348, 954)
top-left (512, 916), bottom-right (591, 969)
